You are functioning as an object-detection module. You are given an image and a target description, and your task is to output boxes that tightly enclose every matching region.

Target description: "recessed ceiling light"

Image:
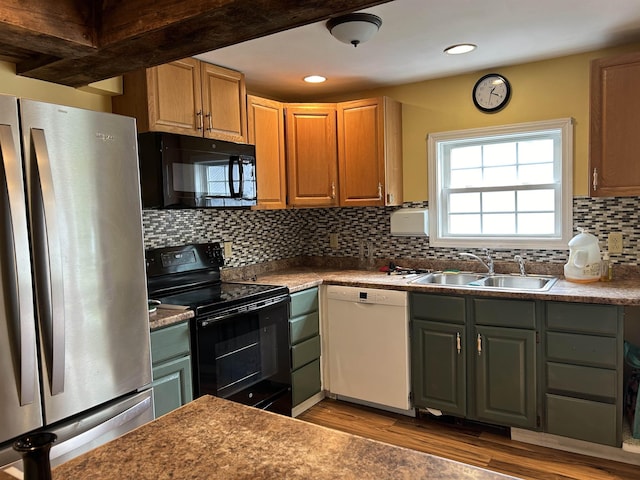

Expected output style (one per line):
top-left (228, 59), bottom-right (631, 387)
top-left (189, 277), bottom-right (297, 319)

top-left (444, 44), bottom-right (477, 55)
top-left (304, 75), bottom-right (327, 84)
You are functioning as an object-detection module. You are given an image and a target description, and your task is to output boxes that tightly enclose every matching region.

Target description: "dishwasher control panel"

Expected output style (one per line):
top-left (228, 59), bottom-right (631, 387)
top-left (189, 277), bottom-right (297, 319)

top-left (326, 285), bottom-right (407, 306)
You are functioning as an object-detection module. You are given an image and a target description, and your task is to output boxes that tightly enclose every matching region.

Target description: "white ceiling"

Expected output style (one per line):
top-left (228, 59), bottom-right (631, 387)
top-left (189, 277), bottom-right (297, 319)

top-left (196, 0), bottom-right (640, 101)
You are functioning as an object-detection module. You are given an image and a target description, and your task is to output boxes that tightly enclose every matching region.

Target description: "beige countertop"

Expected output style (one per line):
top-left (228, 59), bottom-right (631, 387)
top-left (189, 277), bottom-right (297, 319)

top-left (51, 395), bottom-right (518, 480)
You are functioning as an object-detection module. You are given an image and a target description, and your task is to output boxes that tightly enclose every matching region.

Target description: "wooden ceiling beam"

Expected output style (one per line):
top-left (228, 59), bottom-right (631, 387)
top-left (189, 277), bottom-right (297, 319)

top-left (3, 0), bottom-right (391, 87)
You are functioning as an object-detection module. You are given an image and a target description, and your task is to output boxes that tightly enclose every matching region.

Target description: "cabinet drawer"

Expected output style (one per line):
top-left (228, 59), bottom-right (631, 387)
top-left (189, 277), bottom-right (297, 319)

top-left (290, 288), bottom-right (319, 317)
top-left (546, 362), bottom-right (617, 400)
top-left (546, 331), bottom-right (617, 368)
top-left (150, 321), bottom-right (190, 365)
top-left (292, 335), bottom-right (321, 370)
top-left (292, 358), bottom-right (321, 406)
top-left (290, 312), bottom-right (319, 345)
top-left (474, 298), bottom-right (536, 329)
top-left (546, 302), bottom-right (619, 335)
top-left (546, 394), bottom-right (618, 446)
top-left (410, 293), bottom-right (465, 324)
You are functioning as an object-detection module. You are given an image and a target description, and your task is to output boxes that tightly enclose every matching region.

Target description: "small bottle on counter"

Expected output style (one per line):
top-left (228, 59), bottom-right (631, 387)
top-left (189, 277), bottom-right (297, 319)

top-left (600, 252), bottom-right (613, 282)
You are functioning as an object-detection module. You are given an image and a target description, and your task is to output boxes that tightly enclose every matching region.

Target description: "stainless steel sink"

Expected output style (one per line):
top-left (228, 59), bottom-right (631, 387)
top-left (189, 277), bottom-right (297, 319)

top-left (411, 272), bottom-right (486, 285)
top-left (474, 274), bottom-right (558, 291)
top-left (410, 272), bottom-right (558, 291)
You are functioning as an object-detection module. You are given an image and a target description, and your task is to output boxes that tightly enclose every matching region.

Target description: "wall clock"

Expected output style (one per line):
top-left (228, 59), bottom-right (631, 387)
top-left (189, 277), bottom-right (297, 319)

top-left (472, 73), bottom-right (511, 113)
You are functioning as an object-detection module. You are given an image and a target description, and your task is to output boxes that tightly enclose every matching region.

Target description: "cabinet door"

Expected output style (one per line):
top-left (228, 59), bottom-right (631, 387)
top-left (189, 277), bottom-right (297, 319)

top-left (474, 325), bottom-right (537, 428)
top-left (412, 320), bottom-right (466, 416)
top-left (201, 63), bottom-right (247, 143)
top-left (152, 356), bottom-right (193, 418)
top-left (146, 57), bottom-right (203, 136)
top-left (248, 95), bottom-right (287, 209)
top-left (337, 97), bottom-right (402, 206)
top-left (590, 52), bottom-right (640, 196)
top-left (285, 104), bottom-right (338, 207)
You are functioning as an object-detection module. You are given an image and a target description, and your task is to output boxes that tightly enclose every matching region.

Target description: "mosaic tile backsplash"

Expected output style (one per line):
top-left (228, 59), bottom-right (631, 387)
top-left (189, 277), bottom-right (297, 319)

top-left (142, 196), bottom-right (640, 269)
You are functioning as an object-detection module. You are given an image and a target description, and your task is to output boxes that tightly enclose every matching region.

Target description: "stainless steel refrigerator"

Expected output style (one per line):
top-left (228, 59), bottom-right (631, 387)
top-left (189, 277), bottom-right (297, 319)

top-left (0, 95), bottom-right (153, 469)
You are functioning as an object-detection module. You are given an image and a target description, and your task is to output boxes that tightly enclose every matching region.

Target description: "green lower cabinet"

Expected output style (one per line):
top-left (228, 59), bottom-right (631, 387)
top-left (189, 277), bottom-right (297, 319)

top-left (474, 325), bottom-right (537, 428)
top-left (150, 321), bottom-right (193, 418)
top-left (543, 301), bottom-right (623, 447)
top-left (411, 319), bottom-right (466, 416)
top-left (290, 287), bottom-right (321, 409)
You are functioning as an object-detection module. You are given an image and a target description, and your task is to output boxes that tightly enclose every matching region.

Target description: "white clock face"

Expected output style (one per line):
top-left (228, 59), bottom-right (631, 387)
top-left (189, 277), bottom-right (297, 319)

top-left (473, 75), bottom-right (510, 112)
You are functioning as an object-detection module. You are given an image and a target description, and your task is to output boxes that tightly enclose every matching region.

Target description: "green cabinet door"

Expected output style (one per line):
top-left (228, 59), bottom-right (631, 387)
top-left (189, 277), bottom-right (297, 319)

top-left (412, 320), bottom-right (466, 416)
top-left (152, 356), bottom-right (193, 418)
top-left (474, 325), bottom-right (537, 428)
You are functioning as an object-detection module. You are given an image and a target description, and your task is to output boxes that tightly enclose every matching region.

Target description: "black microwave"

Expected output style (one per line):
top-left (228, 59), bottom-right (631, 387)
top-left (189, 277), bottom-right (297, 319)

top-left (137, 132), bottom-right (257, 208)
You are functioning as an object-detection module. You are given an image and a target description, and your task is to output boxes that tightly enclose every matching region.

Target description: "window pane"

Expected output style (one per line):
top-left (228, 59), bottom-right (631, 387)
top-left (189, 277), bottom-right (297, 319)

top-left (483, 166), bottom-right (517, 186)
top-left (450, 145), bottom-right (481, 169)
top-left (519, 139), bottom-right (554, 164)
top-left (519, 164), bottom-right (555, 184)
top-left (449, 192), bottom-right (480, 213)
top-left (450, 214), bottom-right (480, 234)
top-left (483, 191), bottom-right (515, 212)
top-left (483, 142), bottom-right (516, 166)
top-left (450, 168), bottom-right (482, 188)
top-left (483, 213), bottom-right (516, 234)
top-left (517, 190), bottom-right (555, 212)
top-left (518, 213), bottom-right (555, 234)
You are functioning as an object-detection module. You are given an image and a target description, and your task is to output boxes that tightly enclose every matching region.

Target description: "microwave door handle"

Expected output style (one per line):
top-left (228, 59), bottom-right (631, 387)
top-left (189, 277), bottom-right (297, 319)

top-left (228, 156), bottom-right (240, 197)
top-left (0, 125), bottom-right (37, 405)
top-left (237, 157), bottom-right (244, 197)
top-left (31, 128), bottom-right (65, 395)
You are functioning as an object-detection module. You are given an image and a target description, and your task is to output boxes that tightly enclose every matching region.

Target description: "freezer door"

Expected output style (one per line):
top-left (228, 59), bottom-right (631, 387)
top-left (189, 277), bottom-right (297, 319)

top-left (0, 95), bottom-right (43, 444)
top-left (19, 100), bottom-right (152, 424)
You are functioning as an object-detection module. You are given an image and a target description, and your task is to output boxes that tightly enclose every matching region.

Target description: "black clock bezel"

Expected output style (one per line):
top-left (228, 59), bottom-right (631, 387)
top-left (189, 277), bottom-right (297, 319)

top-left (472, 73), bottom-right (511, 113)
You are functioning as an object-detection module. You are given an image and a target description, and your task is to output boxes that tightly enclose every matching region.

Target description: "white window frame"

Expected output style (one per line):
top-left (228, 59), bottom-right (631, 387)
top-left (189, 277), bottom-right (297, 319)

top-left (428, 118), bottom-right (573, 249)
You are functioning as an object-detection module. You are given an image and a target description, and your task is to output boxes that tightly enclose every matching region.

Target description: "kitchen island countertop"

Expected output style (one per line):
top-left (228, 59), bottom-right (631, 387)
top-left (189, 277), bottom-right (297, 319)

top-left (51, 395), bottom-right (518, 480)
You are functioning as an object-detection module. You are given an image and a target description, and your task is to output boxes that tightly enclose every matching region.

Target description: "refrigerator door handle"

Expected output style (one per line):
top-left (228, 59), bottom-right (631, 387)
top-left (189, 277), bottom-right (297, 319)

top-left (31, 128), bottom-right (65, 395)
top-left (0, 124), bottom-right (37, 406)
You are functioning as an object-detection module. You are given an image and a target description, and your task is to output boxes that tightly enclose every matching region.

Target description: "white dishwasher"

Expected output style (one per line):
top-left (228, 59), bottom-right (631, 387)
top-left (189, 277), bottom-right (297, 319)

top-left (326, 285), bottom-right (412, 415)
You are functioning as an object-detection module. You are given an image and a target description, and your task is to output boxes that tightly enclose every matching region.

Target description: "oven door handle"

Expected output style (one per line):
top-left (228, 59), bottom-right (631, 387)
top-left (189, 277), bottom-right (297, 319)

top-left (198, 295), bottom-right (290, 327)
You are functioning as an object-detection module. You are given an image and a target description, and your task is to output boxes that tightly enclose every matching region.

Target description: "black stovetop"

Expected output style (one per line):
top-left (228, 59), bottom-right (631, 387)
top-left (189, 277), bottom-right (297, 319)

top-left (146, 243), bottom-right (289, 317)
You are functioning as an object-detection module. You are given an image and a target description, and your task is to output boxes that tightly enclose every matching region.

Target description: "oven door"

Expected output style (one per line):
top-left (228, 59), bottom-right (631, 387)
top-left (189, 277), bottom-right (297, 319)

top-left (193, 299), bottom-right (291, 415)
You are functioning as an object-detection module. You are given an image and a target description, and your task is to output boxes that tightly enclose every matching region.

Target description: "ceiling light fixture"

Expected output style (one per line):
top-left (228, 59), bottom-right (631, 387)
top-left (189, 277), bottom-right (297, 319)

top-left (304, 75), bottom-right (327, 84)
top-left (326, 13), bottom-right (382, 47)
top-left (444, 44), bottom-right (477, 55)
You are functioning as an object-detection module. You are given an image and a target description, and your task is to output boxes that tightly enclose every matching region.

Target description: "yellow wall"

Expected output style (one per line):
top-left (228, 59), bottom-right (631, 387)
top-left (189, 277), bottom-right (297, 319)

top-left (329, 43), bottom-right (640, 201)
top-left (0, 61), bottom-right (112, 112)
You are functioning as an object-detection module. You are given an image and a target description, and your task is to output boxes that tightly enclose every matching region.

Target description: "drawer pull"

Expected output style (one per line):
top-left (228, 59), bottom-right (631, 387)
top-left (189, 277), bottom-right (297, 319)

top-left (477, 333), bottom-right (482, 355)
top-left (456, 332), bottom-right (461, 354)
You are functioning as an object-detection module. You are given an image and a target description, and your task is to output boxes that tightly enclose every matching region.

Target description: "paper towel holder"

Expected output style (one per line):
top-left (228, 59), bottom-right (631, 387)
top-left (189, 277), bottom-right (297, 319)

top-left (390, 208), bottom-right (429, 236)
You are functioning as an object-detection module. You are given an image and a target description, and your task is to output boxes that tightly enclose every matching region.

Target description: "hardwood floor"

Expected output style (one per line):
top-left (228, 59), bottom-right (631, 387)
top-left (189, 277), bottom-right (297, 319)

top-left (297, 399), bottom-right (640, 480)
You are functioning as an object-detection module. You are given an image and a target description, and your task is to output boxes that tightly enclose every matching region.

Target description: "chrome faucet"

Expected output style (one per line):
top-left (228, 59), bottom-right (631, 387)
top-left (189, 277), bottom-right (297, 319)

top-left (460, 249), bottom-right (494, 275)
top-left (514, 255), bottom-right (527, 276)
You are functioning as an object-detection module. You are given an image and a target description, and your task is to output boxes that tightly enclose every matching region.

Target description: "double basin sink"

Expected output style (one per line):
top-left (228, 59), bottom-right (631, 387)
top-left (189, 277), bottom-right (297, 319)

top-left (410, 271), bottom-right (558, 292)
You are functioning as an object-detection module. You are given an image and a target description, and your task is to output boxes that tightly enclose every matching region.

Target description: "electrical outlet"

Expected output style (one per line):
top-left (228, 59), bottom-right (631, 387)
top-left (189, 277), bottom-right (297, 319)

top-left (224, 241), bottom-right (233, 258)
top-left (329, 233), bottom-right (339, 249)
top-left (608, 232), bottom-right (623, 254)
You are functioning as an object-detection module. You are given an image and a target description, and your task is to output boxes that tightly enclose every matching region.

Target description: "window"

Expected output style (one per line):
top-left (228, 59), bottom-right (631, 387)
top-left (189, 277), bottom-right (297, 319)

top-left (428, 118), bottom-right (573, 249)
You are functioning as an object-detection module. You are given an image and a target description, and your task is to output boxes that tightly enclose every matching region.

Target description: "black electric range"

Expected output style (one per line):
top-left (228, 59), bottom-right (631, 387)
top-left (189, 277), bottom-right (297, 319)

top-left (146, 243), bottom-right (292, 415)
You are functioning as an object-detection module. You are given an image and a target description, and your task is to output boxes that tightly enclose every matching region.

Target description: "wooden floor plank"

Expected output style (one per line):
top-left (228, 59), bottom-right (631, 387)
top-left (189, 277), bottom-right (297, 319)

top-left (297, 399), bottom-right (640, 480)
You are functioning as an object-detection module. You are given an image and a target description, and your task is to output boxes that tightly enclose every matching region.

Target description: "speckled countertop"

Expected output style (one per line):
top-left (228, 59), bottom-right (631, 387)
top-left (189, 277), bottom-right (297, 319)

top-left (51, 395), bottom-right (518, 480)
top-left (149, 267), bottom-right (640, 330)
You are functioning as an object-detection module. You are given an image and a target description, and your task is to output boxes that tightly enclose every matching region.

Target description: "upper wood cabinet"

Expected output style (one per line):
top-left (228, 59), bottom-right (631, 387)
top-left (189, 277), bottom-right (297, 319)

top-left (113, 58), bottom-right (247, 143)
top-left (247, 95), bottom-right (287, 210)
top-left (285, 104), bottom-right (339, 208)
top-left (337, 97), bottom-right (403, 207)
top-left (590, 52), bottom-right (640, 197)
